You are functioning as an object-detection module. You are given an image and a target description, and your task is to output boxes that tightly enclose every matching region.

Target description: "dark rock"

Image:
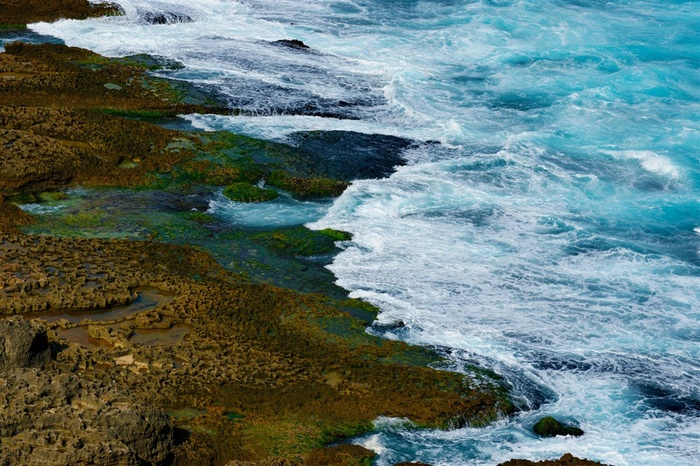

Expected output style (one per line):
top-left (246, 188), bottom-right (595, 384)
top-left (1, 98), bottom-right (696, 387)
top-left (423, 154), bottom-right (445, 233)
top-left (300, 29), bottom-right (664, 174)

top-left (498, 453), bottom-right (610, 466)
top-left (287, 130), bottom-right (417, 181)
top-left (374, 320), bottom-right (406, 330)
top-left (0, 200), bottom-right (34, 230)
top-left (532, 416), bottom-right (584, 437)
top-left (108, 407), bottom-right (175, 464)
top-left (0, 317), bottom-right (50, 370)
top-left (273, 39), bottom-right (311, 50)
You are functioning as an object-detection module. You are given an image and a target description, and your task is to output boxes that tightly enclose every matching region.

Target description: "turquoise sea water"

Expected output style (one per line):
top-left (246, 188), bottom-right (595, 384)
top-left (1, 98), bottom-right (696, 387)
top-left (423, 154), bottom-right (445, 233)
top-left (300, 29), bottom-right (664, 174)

top-left (31, 0), bottom-right (700, 464)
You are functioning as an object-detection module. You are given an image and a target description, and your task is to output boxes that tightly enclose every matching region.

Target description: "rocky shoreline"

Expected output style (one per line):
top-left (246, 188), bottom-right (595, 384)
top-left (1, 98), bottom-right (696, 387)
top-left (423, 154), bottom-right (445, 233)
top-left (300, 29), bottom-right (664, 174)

top-left (0, 2), bottom-right (608, 465)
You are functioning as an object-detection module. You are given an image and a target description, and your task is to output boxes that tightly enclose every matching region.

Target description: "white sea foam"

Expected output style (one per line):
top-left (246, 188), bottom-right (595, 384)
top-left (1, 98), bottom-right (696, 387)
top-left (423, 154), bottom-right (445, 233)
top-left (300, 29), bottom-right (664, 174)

top-left (18, 203), bottom-right (65, 214)
top-left (208, 191), bottom-right (330, 228)
top-left (606, 150), bottom-right (681, 179)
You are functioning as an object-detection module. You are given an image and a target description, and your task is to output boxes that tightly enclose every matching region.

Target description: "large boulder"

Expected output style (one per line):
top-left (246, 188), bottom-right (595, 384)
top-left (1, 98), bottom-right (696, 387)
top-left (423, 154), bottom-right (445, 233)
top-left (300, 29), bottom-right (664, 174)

top-left (0, 317), bottom-right (50, 370)
top-left (0, 200), bottom-right (34, 230)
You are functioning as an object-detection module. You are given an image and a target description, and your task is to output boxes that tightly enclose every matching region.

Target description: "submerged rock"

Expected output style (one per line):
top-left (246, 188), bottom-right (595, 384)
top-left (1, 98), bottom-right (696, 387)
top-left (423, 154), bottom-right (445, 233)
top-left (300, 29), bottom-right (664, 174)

top-left (272, 39), bottom-right (311, 50)
top-left (532, 416), bottom-right (584, 437)
top-left (140, 11), bottom-right (193, 25)
top-left (0, 317), bottom-right (50, 370)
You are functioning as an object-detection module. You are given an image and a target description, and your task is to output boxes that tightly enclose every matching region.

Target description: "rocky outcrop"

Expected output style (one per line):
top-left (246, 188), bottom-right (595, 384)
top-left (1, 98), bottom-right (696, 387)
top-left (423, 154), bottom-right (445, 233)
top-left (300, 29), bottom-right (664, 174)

top-left (0, 317), bottom-right (49, 370)
top-left (0, 199), bottom-right (34, 230)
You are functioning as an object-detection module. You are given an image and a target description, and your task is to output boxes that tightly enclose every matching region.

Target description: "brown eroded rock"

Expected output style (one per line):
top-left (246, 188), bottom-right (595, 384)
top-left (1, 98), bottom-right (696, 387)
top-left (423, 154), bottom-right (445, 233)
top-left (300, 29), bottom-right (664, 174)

top-left (0, 105), bottom-right (178, 190)
top-left (0, 198), bottom-right (34, 230)
top-left (0, 128), bottom-right (88, 190)
top-left (0, 370), bottom-right (174, 465)
top-left (0, 316), bottom-right (50, 370)
top-left (0, 42), bottom-right (216, 115)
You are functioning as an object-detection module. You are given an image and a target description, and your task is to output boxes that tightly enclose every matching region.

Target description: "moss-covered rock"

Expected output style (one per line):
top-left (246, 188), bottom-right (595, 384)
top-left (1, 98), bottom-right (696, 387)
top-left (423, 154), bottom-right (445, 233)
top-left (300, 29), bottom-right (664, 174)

top-left (318, 228), bottom-right (352, 241)
top-left (532, 416), bottom-right (584, 438)
top-left (223, 182), bottom-right (279, 203)
top-left (250, 226), bottom-right (345, 257)
top-left (0, 0), bottom-right (122, 26)
top-left (267, 170), bottom-right (349, 199)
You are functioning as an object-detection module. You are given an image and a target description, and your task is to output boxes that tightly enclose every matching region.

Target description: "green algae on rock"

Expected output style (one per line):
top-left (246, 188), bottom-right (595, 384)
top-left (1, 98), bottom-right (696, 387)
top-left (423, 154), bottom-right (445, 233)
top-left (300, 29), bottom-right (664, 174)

top-left (223, 183), bottom-right (279, 203)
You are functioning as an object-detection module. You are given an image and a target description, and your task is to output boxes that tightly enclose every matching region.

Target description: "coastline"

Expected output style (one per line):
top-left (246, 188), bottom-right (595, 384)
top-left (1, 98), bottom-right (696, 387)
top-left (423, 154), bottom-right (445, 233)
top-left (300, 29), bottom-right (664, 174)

top-left (0, 3), bottom-right (607, 466)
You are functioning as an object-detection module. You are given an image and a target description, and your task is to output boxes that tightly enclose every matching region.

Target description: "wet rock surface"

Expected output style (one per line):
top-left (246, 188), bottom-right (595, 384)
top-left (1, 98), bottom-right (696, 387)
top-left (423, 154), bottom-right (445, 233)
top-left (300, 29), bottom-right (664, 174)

top-left (305, 444), bottom-right (376, 465)
top-left (0, 198), bottom-right (33, 229)
top-left (532, 416), bottom-right (584, 438)
top-left (286, 130), bottom-right (416, 181)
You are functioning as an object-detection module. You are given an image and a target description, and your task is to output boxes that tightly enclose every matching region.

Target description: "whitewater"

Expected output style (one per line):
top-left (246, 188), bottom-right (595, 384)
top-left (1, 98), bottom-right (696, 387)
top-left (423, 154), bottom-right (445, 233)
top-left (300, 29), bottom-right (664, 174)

top-left (29, 0), bottom-right (700, 464)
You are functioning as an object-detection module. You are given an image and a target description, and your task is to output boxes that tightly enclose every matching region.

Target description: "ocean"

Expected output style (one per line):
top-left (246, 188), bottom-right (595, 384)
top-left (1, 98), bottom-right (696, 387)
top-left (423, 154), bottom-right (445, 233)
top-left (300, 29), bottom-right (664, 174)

top-left (27, 0), bottom-right (700, 464)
